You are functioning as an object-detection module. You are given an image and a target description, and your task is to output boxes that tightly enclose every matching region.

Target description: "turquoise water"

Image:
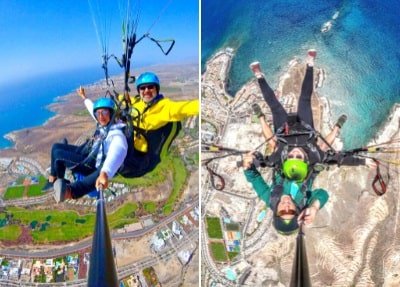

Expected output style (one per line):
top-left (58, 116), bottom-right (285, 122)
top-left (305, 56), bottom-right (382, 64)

top-left (257, 210), bottom-right (266, 222)
top-left (202, 0), bottom-right (400, 148)
top-left (0, 66), bottom-right (111, 148)
top-left (225, 268), bottom-right (237, 281)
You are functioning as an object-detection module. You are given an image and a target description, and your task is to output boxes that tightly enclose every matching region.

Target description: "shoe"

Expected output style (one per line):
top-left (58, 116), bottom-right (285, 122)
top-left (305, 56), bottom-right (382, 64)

top-left (54, 179), bottom-right (68, 203)
top-left (307, 49), bottom-right (317, 66)
top-left (41, 181), bottom-right (53, 192)
top-left (335, 114), bottom-right (347, 128)
top-left (251, 103), bottom-right (264, 118)
top-left (249, 61), bottom-right (263, 78)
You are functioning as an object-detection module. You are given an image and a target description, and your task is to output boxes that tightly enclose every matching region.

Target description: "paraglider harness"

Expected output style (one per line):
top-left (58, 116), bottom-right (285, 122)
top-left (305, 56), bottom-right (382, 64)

top-left (74, 111), bottom-right (119, 171)
top-left (87, 0), bottom-right (179, 178)
top-left (114, 94), bottom-right (182, 178)
top-left (203, 113), bottom-right (391, 196)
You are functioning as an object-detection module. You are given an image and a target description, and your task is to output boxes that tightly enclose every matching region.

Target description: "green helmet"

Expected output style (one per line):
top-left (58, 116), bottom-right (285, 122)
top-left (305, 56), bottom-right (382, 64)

top-left (273, 216), bottom-right (299, 235)
top-left (282, 159), bottom-right (308, 182)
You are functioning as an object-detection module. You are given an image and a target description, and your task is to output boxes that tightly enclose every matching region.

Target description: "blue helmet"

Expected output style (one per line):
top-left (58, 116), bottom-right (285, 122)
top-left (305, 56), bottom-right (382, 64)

top-left (93, 98), bottom-right (115, 116)
top-left (136, 72), bottom-right (160, 92)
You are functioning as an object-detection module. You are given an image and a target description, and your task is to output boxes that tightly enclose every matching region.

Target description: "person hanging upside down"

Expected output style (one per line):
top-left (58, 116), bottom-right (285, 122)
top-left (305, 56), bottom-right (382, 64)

top-left (243, 50), bottom-right (376, 235)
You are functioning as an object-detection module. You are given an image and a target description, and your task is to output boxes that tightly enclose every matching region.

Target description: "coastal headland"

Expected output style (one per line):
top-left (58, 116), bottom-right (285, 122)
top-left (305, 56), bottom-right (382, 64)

top-left (201, 48), bottom-right (400, 286)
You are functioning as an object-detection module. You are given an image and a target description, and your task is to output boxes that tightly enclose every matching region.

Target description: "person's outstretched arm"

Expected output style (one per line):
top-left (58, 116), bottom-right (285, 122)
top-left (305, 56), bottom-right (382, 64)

top-left (243, 152), bottom-right (272, 203)
top-left (77, 86), bottom-right (96, 121)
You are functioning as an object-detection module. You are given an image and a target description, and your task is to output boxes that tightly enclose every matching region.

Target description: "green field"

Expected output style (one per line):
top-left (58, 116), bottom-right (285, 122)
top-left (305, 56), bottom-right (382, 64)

top-left (163, 155), bottom-right (187, 215)
top-left (27, 176), bottom-right (48, 197)
top-left (206, 217), bottom-right (223, 239)
top-left (0, 225), bottom-right (21, 241)
top-left (113, 153), bottom-right (188, 216)
top-left (209, 242), bottom-right (227, 262)
top-left (143, 201), bottom-right (157, 213)
top-left (228, 251), bottom-right (239, 260)
top-left (3, 186), bottom-right (24, 200)
top-left (0, 202), bottom-right (138, 243)
top-left (0, 148), bottom-right (190, 243)
top-left (4, 175), bottom-right (49, 200)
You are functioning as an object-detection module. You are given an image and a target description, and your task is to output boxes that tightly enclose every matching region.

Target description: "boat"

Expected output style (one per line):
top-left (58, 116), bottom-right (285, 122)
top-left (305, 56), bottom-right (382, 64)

top-left (332, 11), bottom-right (339, 20)
top-left (321, 21), bottom-right (333, 33)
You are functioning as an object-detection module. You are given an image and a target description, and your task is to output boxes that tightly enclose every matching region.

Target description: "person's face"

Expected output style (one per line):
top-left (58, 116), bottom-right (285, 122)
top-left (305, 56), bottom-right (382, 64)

top-left (139, 84), bottom-right (157, 103)
top-left (287, 147), bottom-right (305, 161)
top-left (95, 108), bottom-right (111, 126)
top-left (276, 195), bottom-right (296, 220)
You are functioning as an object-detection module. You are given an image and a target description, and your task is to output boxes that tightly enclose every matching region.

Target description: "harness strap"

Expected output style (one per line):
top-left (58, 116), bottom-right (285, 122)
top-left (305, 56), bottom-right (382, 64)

top-left (205, 161), bottom-right (225, 191)
top-left (372, 159), bottom-right (387, 196)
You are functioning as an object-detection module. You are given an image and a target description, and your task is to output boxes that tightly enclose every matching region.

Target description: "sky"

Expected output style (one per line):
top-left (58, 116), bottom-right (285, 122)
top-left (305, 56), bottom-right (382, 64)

top-left (0, 0), bottom-right (199, 87)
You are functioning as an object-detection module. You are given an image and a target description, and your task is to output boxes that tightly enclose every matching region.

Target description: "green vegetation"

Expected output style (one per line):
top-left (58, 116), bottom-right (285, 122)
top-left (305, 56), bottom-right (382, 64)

top-left (209, 242), bottom-right (227, 262)
top-left (163, 156), bottom-right (187, 216)
top-left (0, 203), bottom-right (138, 243)
top-left (1, 259), bottom-right (9, 266)
top-left (4, 175), bottom-right (48, 199)
top-left (28, 175), bottom-right (47, 197)
top-left (3, 186), bottom-right (24, 200)
top-left (228, 251), bottom-right (239, 260)
top-left (143, 201), bottom-right (157, 213)
top-left (0, 225), bottom-right (21, 241)
top-left (142, 266), bottom-right (159, 286)
top-left (113, 152), bottom-right (188, 216)
top-left (30, 221), bottom-right (38, 229)
top-left (34, 267), bottom-right (46, 283)
top-left (206, 217), bottom-right (223, 239)
top-left (108, 202), bottom-right (139, 229)
top-left (112, 158), bottom-right (169, 187)
top-left (185, 152), bottom-right (199, 166)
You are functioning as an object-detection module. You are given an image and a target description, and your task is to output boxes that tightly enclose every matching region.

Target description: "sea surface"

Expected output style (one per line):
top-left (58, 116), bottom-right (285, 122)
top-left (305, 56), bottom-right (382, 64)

top-left (202, 0), bottom-right (400, 148)
top-left (0, 66), bottom-right (107, 148)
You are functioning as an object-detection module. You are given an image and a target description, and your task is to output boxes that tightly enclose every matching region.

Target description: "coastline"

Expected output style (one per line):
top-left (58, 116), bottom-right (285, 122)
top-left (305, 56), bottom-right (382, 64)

top-left (0, 62), bottom-right (199, 169)
top-left (208, 47), bottom-right (399, 148)
top-left (201, 47), bottom-right (400, 286)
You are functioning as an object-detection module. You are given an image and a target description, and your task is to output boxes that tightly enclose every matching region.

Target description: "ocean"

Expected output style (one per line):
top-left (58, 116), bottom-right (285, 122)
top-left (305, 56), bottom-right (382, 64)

top-left (0, 66), bottom-right (106, 148)
top-left (201, 0), bottom-right (400, 148)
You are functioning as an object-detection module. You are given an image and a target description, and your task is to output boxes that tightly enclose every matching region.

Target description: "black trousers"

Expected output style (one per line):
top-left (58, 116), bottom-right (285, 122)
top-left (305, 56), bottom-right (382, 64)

top-left (258, 66), bottom-right (314, 131)
top-left (50, 143), bottom-right (99, 199)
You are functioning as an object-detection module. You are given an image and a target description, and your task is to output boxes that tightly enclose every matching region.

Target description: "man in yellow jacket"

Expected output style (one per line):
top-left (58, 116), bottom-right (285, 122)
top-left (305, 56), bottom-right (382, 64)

top-left (119, 71), bottom-right (199, 177)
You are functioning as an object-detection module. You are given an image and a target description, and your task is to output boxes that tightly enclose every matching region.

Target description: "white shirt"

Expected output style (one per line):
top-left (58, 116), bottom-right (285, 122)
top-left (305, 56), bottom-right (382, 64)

top-left (84, 99), bottom-right (128, 178)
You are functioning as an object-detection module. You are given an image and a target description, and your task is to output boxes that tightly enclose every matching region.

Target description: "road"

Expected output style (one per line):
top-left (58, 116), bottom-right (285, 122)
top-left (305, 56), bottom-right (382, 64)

top-left (0, 197), bottom-right (198, 258)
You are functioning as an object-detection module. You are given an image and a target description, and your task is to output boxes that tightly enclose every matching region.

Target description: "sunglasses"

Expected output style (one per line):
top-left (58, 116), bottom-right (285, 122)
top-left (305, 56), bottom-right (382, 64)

top-left (95, 109), bottom-right (110, 117)
top-left (287, 154), bottom-right (304, 160)
top-left (277, 209), bottom-right (297, 217)
top-left (139, 85), bottom-right (156, 91)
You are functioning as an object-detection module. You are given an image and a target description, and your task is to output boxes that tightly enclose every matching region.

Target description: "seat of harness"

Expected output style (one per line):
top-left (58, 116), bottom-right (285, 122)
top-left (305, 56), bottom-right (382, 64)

top-left (275, 114), bottom-right (317, 148)
top-left (274, 114), bottom-right (322, 165)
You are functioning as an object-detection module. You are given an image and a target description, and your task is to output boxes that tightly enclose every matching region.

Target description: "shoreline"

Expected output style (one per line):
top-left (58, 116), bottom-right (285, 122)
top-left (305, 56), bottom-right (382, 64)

top-left (0, 62), bottom-right (199, 168)
top-left (212, 47), bottom-right (399, 147)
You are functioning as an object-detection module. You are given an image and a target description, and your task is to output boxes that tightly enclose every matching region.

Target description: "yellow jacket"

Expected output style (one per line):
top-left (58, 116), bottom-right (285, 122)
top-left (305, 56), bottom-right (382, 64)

top-left (117, 94), bottom-right (198, 155)
top-left (130, 95), bottom-right (199, 130)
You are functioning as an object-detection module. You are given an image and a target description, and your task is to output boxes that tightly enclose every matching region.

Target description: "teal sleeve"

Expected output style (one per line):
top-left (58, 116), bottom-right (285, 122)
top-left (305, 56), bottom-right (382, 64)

top-left (308, 188), bottom-right (329, 209)
top-left (244, 168), bottom-right (272, 204)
